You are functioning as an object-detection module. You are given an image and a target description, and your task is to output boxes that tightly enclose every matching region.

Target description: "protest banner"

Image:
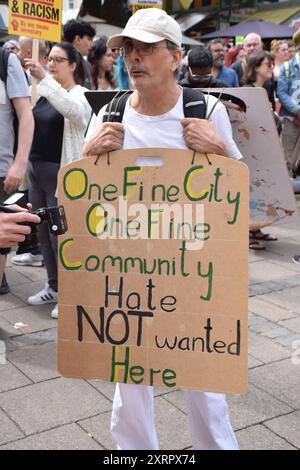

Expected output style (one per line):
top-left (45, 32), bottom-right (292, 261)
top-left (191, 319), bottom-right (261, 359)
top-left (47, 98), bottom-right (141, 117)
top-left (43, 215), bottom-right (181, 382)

top-left (8, 0), bottom-right (62, 105)
top-left (130, 0), bottom-right (162, 15)
top-left (8, 0), bottom-right (62, 42)
top-left (57, 149), bottom-right (249, 394)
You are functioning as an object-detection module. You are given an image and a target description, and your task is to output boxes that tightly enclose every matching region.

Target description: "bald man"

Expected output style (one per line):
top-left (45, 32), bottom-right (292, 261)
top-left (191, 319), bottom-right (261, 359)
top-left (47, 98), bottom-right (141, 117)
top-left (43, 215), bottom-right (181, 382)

top-left (18, 37), bottom-right (47, 73)
top-left (243, 33), bottom-right (263, 57)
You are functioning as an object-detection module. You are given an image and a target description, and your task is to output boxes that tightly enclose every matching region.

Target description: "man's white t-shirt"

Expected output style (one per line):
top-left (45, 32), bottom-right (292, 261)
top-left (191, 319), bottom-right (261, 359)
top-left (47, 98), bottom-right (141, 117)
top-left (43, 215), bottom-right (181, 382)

top-left (85, 90), bottom-right (243, 161)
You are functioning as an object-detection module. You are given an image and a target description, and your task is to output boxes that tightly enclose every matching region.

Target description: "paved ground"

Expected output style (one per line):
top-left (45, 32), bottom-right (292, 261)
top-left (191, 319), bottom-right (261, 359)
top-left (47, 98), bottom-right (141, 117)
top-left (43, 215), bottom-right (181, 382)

top-left (1, 199), bottom-right (300, 450)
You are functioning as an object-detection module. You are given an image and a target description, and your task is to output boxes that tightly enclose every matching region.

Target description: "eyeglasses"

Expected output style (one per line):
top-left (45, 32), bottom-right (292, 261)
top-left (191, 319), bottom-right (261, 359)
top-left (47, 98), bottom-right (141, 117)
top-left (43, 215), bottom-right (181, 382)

top-left (261, 61), bottom-right (273, 68)
top-left (47, 56), bottom-right (70, 64)
top-left (188, 67), bottom-right (211, 81)
top-left (120, 42), bottom-right (167, 57)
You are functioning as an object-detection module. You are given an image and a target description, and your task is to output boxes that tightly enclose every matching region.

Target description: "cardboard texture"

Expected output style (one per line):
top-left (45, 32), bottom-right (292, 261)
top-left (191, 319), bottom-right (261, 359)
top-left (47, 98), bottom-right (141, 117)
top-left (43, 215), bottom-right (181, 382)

top-left (216, 87), bottom-right (298, 226)
top-left (57, 149), bottom-right (249, 394)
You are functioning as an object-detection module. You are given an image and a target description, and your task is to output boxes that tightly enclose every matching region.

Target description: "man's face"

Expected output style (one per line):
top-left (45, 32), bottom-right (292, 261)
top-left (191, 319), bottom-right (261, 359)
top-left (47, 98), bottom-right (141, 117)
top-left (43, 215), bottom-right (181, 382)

top-left (123, 39), bottom-right (180, 91)
top-left (244, 35), bottom-right (262, 57)
top-left (188, 65), bottom-right (212, 87)
top-left (209, 42), bottom-right (225, 68)
top-left (17, 38), bottom-right (31, 67)
top-left (74, 34), bottom-right (93, 56)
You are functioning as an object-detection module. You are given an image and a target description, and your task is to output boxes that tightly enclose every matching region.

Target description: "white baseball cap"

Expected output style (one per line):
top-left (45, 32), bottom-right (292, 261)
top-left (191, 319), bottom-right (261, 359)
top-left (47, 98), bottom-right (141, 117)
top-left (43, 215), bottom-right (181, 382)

top-left (107, 8), bottom-right (182, 49)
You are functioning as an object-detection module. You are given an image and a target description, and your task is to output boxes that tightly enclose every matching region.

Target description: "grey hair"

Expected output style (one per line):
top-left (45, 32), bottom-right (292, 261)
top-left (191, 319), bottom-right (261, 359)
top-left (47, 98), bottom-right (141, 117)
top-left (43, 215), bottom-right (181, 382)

top-left (166, 40), bottom-right (181, 77)
top-left (166, 40), bottom-right (181, 51)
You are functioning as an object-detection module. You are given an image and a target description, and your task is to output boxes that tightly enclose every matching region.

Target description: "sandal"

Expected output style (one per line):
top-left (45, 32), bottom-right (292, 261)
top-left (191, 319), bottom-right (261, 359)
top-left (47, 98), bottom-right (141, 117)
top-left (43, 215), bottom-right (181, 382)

top-left (249, 240), bottom-right (266, 250)
top-left (249, 230), bottom-right (277, 241)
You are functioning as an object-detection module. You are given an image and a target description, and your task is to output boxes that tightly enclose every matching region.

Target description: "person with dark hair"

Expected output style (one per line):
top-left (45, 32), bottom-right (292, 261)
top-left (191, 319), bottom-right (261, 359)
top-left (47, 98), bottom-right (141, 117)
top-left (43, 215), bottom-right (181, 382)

top-left (88, 38), bottom-right (115, 90)
top-left (63, 19), bottom-right (96, 89)
top-left (179, 46), bottom-right (228, 88)
top-left (243, 50), bottom-right (274, 88)
top-left (63, 20), bottom-right (96, 55)
top-left (23, 42), bottom-right (91, 319)
top-left (208, 39), bottom-right (239, 87)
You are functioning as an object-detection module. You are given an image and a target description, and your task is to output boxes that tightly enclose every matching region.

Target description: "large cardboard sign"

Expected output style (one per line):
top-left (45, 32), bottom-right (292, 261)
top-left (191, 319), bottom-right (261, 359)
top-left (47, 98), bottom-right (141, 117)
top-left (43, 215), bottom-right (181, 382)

top-left (8, 0), bottom-right (62, 42)
top-left (57, 149), bottom-right (249, 394)
top-left (217, 87), bottom-right (298, 225)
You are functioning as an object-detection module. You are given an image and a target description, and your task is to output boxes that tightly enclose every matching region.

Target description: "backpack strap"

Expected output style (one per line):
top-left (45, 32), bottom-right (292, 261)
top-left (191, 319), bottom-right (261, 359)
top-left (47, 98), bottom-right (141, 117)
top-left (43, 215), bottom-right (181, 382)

top-left (103, 91), bottom-right (133, 123)
top-left (0, 47), bottom-right (10, 85)
top-left (182, 87), bottom-right (207, 119)
top-left (102, 88), bottom-right (208, 123)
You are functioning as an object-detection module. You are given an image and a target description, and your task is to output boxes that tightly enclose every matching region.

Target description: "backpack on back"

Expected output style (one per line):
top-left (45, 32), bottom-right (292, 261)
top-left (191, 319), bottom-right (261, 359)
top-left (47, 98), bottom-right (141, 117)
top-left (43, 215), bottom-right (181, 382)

top-left (0, 46), bottom-right (10, 87)
top-left (102, 87), bottom-right (207, 123)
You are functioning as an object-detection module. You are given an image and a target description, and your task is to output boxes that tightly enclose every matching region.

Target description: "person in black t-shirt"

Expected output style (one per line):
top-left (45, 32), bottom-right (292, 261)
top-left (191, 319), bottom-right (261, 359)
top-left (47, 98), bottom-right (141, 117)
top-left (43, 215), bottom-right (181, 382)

top-left (179, 46), bottom-right (228, 89)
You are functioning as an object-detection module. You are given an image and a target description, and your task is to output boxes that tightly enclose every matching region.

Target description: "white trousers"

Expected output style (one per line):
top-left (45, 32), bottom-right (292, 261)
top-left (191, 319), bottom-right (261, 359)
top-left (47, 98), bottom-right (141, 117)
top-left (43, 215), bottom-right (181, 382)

top-left (111, 383), bottom-right (238, 450)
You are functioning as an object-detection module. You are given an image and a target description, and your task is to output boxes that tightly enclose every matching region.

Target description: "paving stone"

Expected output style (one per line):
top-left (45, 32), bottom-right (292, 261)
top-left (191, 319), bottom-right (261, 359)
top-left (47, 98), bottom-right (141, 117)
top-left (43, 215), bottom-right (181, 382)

top-left (10, 328), bottom-right (57, 349)
top-left (78, 411), bottom-right (115, 450)
top-left (249, 359), bottom-right (300, 409)
top-left (0, 361), bottom-right (32, 392)
top-left (249, 261), bottom-right (296, 284)
top-left (0, 293), bottom-right (25, 312)
top-left (248, 285), bottom-right (273, 296)
top-left (0, 304), bottom-right (56, 337)
top-left (161, 390), bottom-right (188, 415)
top-left (261, 326), bottom-right (293, 339)
top-left (0, 378), bottom-right (111, 435)
top-left (279, 317), bottom-right (300, 334)
top-left (155, 396), bottom-right (191, 450)
top-left (249, 297), bottom-right (296, 322)
top-left (0, 409), bottom-right (24, 445)
top-left (8, 342), bottom-right (59, 383)
top-left (7, 253), bottom-right (47, 282)
top-left (5, 267), bottom-right (31, 286)
top-left (0, 423), bottom-right (103, 450)
top-left (249, 318), bottom-right (276, 334)
top-left (87, 380), bottom-right (115, 402)
top-left (248, 355), bottom-right (263, 369)
top-left (248, 331), bottom-right (291, 363)
top-left (264, 411), bottom-right (300, 449)
top-left (275, 333), bottom-right (300, 349)
top-left (227, 384), bottom-right (292, 430)
top-left (8, 280), bottom-right (47, 304)
top-left (260, 286), bottom-right (300, 315)
top-left (236, 424), bottom-right (296, 450)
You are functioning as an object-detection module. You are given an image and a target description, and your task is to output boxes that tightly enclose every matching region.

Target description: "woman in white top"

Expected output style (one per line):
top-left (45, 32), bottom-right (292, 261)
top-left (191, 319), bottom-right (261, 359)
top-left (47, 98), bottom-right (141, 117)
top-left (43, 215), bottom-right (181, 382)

top-left (24, 42), bottom-right (91, 319)
top-left (88, 38), bottom-right (116, 90)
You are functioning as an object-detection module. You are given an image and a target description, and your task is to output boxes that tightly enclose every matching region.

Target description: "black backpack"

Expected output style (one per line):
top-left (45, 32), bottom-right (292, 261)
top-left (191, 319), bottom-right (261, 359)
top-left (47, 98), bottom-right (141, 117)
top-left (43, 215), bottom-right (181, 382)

top-left (102, 87), bottom-right (207, 123)
top-left (0, 46), bottom-right (11, 88)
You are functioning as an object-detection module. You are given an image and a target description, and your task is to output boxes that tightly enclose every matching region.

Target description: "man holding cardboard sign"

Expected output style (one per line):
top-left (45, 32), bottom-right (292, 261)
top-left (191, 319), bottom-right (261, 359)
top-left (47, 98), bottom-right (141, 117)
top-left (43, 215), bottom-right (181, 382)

top-left (84, 8), bottom-right (243, 451)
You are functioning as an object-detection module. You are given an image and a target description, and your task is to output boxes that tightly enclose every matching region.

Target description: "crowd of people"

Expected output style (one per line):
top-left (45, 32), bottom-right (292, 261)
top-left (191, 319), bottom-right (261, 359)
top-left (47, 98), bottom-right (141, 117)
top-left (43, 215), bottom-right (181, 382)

top-left (1, 7), bottom-right (300, 450)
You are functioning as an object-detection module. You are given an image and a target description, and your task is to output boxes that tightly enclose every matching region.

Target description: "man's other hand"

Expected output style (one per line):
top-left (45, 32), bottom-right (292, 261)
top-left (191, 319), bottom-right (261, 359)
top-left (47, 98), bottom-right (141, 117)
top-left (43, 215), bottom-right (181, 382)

top-left (181, 118), bottom-right (228, 157)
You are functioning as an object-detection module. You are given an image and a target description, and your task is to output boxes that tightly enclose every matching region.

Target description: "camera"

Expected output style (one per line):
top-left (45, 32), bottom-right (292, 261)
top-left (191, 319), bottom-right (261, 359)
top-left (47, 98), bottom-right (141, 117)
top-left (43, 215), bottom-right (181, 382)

top-left (16, 206), bottom-right (68, 254)
top-left (0, 193), bottom-right (68, 255)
